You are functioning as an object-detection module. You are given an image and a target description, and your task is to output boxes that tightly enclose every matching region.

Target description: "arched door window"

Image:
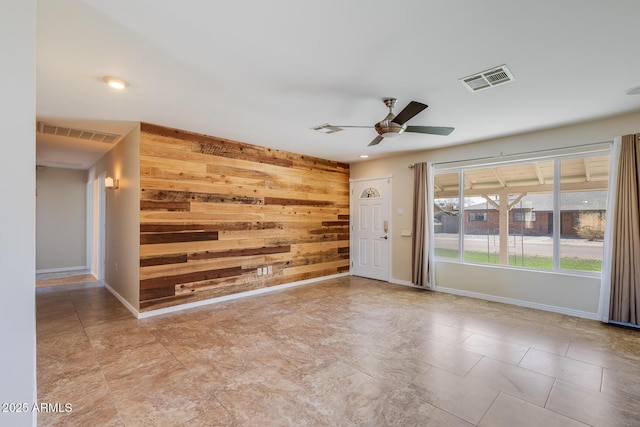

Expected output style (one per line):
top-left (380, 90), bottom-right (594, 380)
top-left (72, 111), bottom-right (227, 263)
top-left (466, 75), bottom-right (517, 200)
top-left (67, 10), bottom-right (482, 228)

top-left (360, 187), bottom-right (381, 199)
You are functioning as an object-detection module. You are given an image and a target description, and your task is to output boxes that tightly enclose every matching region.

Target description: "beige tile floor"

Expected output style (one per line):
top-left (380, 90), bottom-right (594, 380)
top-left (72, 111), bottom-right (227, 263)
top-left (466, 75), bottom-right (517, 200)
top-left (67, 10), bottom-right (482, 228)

top-left (36, 276), bottom-right (640, 426)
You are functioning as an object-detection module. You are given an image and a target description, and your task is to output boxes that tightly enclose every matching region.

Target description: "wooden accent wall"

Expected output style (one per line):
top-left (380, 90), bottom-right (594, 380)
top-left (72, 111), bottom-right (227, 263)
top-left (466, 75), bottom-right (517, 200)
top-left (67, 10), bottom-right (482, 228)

top-left (139, 123), bottom-right (350, 311)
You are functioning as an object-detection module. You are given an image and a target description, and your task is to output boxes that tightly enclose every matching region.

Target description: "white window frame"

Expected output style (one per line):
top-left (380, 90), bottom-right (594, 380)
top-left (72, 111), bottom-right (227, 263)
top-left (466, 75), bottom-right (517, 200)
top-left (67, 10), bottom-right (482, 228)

top-left (430, 143), bottom-right (612, 278)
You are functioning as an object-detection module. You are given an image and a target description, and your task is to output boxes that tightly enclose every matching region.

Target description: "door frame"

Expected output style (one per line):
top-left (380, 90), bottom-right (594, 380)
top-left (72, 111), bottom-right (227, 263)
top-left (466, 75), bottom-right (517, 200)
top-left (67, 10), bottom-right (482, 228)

top-left (90, 172), bottom-right (107, 281)
top-left (350, 175), bottom-right (393, 282)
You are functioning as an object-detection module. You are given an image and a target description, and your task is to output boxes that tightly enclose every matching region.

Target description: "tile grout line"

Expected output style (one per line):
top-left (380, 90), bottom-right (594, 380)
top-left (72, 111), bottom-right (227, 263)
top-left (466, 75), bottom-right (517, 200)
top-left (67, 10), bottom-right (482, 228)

top-left (476, 390), bottom-right (503, 426)
top-left (542, 379), bottom-right (593, 426)
top-left (67, 287), bottom-right (126, 426)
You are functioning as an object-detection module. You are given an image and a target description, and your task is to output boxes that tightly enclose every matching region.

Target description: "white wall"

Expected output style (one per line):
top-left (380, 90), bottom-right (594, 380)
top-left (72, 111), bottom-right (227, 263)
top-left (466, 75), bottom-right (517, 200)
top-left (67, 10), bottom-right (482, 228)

top-left (350, 110), bottom-right (640, 317)
top-left (0, 0), bottom-right (36, 426)
top-left (36, 167), bottom-right (87, 271)
top-left (89, 125), bottom-right (141, 310)
top-left (434, 261), bottom-right (601, 316)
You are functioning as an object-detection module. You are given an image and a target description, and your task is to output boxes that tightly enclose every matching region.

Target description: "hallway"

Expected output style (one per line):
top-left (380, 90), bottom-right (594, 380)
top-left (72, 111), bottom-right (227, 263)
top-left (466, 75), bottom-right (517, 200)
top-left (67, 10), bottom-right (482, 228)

top-left (36, 269), bottom-right (97, 288)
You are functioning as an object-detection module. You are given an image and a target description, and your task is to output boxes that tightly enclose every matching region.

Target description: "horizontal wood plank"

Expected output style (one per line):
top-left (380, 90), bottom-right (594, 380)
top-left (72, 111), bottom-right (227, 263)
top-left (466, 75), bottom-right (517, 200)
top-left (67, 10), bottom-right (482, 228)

top-left (140, 286), bottom-right (176, 301)
top-left (263, 197), bottom-right (334, 207)
top-left (140, 223), bottom-right (221, 232)
top-left (140, 254), bottom-right (188, 267)
top-left (142, 189), bottom-right (263, 205)
top-left (140, 266), bottom-right (243, 290)
top-left (140, 200), bottom-right (191, 212)
top-left (140, 231), bottom-right (219, 245)
top-left (189, 245), bottom-right (290, 261)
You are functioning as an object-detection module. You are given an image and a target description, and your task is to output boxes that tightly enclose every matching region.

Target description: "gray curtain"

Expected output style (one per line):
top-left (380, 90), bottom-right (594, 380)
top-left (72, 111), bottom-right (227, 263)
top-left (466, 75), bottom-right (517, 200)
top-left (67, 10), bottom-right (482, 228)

top-left (412, 163), bottom-right (428, 287)
top-left (609, 134), bottom-right (640, 325)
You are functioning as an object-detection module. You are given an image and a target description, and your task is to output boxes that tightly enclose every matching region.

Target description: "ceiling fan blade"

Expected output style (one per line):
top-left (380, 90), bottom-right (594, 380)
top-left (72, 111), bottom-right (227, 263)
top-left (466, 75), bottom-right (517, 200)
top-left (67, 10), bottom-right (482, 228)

top-left (333, 125), bottom-right (374, 128)
top-left (368, 135), bottom-right (384, 146)
top-left (391, 101), bottom-right (428, 125)
top-left (405, 126), bottom-right (454, 136)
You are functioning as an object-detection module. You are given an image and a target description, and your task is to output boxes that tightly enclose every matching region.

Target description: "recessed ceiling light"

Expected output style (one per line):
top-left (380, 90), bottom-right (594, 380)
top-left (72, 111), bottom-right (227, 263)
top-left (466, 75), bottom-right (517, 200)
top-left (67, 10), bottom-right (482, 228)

top-left (103, 76), bottom-right (127, 90)
top-left (626, 86), bottom-right (640, 95)
top-left (359, 155), bottom-right (369, 158)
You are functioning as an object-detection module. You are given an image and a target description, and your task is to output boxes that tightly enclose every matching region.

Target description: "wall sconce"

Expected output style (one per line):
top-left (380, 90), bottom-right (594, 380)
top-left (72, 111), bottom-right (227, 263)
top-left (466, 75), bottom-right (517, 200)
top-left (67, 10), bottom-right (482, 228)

top-left (105, 176), bottom-right (119, 190)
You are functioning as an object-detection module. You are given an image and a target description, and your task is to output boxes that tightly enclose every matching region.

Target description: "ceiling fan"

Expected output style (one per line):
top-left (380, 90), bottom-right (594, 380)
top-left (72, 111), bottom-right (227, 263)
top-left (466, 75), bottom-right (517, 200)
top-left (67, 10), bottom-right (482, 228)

top-left (336, 98), bottom-right (454, 146)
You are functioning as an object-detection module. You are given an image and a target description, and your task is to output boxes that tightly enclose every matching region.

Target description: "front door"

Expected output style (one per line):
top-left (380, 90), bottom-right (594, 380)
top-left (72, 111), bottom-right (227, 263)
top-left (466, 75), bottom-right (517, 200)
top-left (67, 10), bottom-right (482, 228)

top-left (351, 177), bottom-right (390, 281)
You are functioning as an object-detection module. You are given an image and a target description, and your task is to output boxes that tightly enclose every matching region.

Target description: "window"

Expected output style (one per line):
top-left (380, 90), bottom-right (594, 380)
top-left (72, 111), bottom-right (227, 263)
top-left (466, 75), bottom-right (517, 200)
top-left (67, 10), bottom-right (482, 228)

top-left (360, 187), bottom-right (380, 198)
top-left (572, 212), bottom-right (580, 228)
top-left (433, 172), bottom-right (460, 260)
top-left (513, 211), bottom-right (536, 222)
top-left (469, 212), bottom-right (487, 222)
top-left (559, 155), bottom-right (609, 272)
top-left (432, 148), bottom-right (610, 274)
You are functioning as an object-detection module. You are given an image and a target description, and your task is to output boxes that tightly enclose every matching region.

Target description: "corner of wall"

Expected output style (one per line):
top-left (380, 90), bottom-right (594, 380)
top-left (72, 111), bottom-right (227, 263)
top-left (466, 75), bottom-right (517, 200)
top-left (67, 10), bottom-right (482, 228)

top-left (91, 123), bottom-right (141, 311)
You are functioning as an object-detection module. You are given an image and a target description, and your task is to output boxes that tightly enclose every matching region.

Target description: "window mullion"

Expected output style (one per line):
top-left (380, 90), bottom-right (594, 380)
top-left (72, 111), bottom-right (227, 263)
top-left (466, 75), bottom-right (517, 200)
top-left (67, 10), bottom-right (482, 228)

top-left (459, 171), bottom-right (465, 261)
top-left (553, 159), bottom-right (560, 271)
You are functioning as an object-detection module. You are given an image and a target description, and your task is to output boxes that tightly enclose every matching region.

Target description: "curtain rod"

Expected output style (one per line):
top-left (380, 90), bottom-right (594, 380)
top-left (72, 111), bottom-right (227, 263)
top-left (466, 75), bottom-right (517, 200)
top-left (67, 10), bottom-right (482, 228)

top-left (408, 162), bottom-right (426, 169)
top-left (409, 140), bottom-right (612, 169)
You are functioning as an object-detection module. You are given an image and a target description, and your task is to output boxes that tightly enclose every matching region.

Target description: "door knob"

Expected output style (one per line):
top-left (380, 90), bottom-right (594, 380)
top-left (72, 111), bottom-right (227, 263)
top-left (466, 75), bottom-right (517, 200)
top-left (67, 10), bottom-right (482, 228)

top-left (380, 235), bottom-right (388, 239)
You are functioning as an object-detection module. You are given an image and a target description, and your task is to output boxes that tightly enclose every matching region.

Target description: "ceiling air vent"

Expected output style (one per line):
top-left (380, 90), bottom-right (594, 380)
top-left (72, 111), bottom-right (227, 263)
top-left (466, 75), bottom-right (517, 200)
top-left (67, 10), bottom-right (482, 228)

top-left (37, 121), bottom-right (121, 143)
top-left (460, 65), bottom-right (515, 92)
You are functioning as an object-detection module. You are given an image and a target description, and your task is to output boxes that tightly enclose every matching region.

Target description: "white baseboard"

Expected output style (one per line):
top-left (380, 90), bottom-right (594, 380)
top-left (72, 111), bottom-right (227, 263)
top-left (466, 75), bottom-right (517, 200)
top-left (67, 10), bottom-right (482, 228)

top-left (105, 273), bottom-right (599, 321)
top-left (608, 320), bottom-right (640, 329)
top-left (137, 272), bottom-right (350, 319)
top-left (103, 282), bottom-right (140, 318)
top-left (388, 278), bottom-right (599, 320)
top-left (36, 265), bottom-right (88, 274)
top-left (389, 278), bottom-right (415, 287)
top-left (389, 278), bottom-right (434, 290)
top-left (432, 285), bottom-right (600, 320)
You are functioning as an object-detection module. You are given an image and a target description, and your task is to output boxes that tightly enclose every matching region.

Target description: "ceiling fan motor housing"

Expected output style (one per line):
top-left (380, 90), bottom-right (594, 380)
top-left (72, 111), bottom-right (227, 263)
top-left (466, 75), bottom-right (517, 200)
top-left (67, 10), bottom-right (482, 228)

top-left (375, 98), bottom-right (406, 137)
top-left (374, 119), bottom-right (406, 137)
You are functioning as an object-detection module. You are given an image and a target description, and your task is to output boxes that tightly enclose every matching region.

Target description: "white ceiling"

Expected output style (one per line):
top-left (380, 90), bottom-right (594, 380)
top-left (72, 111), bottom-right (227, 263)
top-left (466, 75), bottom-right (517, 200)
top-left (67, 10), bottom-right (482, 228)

top-left (36, 0), bottom-right (640, 168)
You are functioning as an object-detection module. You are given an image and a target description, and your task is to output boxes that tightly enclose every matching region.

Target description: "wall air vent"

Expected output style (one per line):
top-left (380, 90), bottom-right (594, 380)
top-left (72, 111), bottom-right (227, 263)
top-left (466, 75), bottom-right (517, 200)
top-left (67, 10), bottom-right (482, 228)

top-left (37, 121), bottom-right (121, 143)
top-left (460, 65), bottom-right (515, 92)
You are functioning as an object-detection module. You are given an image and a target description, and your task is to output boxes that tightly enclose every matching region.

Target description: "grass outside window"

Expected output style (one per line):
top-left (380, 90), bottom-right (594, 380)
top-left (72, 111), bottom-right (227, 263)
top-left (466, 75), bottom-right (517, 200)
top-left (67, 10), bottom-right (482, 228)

top-left (435, 248), bottom-right (602, 272)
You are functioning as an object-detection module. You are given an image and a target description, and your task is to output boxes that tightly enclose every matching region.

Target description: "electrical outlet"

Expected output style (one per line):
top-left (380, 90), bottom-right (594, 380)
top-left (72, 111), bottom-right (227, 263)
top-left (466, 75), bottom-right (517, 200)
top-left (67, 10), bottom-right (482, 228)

top-left (257, 267), bottom-right (262, 276)
top-left (267, 265), bottom-right (273, 275)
